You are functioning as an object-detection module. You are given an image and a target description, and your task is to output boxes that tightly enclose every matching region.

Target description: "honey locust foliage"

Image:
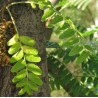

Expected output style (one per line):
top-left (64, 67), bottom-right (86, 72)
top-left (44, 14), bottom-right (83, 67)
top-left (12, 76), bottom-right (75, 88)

top-left (41, 1), bottom-right (93, 65)
top-left (6, 0), bottom-right (98, 96)
top-left (7, 34), bottom-right (43, 95)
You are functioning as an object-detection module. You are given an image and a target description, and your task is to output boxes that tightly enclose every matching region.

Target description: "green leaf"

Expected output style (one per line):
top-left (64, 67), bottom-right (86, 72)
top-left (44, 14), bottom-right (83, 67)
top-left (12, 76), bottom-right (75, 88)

top-left (41, 8), bottom-right (54, 22)
top-left (76, 50), bottom-right (90, 64)
top-left (25, 85), bottom-right (32, 95)
top-left (18, 85), bottom-right (32, 95)
top-left (10, 50), bottom-right (23, 63)
top-left (28, 81), bottom-right (38, 91)
top-left (19, 36), bottom-right (35, 46)
top-left (7, 34), bottom-right (19, 46)
top-left (69, 44), bottom-right (83, 56)
top-left (83, 29), bottom-right (97, 37)
top-left (18, 87), bottom-right (26, 95)
top-left (25, 54), bottom-right (41, 62)
top-left (39, 3), bottom-right (45, 10)
top-left (48, 15), bottom-right (63, 27)
top-left (62, 36), bottom-right (79, 47)
top-left (11, 59), bottom-right (26, 72)
top-left (12, 69), bottom-right (26, 83)
top-left (28, 73), bottom-right (43, 86)
top-left (30, 3), bottom-right (36, 8)
top-left (22, 45), bottom-right (38, 55)
top-left (60, 22), bottom-right (70, 30)
top-left (59, 28), bottom-right (75, 39)
top-left (25, 84), bottom-right (32, 95)
top-left (16, 78), bottom-right (27, 88)
top-left (8, 42), bottom-right (21, 55)
top-left (27, 63), bottom-right (42, 75)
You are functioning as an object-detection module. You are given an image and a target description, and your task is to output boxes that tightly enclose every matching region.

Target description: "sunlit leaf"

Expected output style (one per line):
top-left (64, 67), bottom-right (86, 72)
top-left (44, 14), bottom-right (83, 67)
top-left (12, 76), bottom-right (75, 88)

top-left (8, 42), bottom-right (21, 55)
top-left (22, 45), bottom-right (38, 55)
top-left (7, 34), bottom-right (19, 46)
top-left (30, 3), bottom-right (36, 8)
top-left (10, 50), bottom-right (23, 63)
top-left (27, 63), bottom-right (42, 75)
top-left (18, 87), bottom-right (26, 95)
top-left (83, 29), bottom-right (97, 37)
top-left (41, 8), bottom-right (54, 22)
top-left (12, 69), bottom-right (26, 83)
top-left (25, 54), bottom-right (41, 62)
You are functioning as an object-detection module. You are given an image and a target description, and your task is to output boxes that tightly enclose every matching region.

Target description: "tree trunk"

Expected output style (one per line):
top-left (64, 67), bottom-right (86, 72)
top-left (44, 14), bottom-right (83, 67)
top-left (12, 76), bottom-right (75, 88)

top-left (0, 1), bottom-right (50, 97)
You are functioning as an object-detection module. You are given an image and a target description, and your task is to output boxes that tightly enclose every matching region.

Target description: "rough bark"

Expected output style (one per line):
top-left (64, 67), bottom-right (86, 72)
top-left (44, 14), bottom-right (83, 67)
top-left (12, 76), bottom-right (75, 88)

top-left (0, 1), bottom-right (50, 97)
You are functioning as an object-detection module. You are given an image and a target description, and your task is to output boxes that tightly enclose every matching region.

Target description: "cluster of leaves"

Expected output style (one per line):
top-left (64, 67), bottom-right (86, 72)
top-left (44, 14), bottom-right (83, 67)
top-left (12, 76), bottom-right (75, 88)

top-left (7, 34), bottom-right (43, 95)
top-left (41, 2), bottom-right (94, 65)
top-left (6, 0), bottom-right (98, 96)
top-left (47, 45), bottom-right (98, 96)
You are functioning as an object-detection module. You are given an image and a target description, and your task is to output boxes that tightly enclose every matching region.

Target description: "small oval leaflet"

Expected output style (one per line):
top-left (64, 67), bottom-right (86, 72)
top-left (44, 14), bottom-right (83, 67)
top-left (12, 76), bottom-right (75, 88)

top-left (12, 69), bottom-right (27, 83)
top-left (19, 36), bottom-right (35, 47)
top-left (7, 34), bottom-right (19, 46)
top-left (60, 22), bottom-right (70, 30)
top-left (18, 86), bottom-right (26, 95)
top-left (10, 50), bottom-right (24, 63)
top-left (62, 36), bottom-right (79, 47)
top-left (48, 15), bottom-right (63, 28)
top-left (76, 50), bottom-right (90, 64)
top-left (28, 73), bottom-right (43, 86)
top-left (8, 42), bottom-right (21, 55)
top-left (25, 54), bottom-right (41, 62)
top-left (28, 81), bottom-right (38, 92)
top-left (31, 3), bottom-right (36, 8)
top-left (16, 78), bottom-right (27, 88)
top-left (59, 28), bottom-right (75, 39)
top-left (25, 85), bottom-right (32, 95)
top-left (11, 59), bottom-right (26, 72)
top-left (69, 44), bottom-right (83, 56)
top-left (41, 8), bottom-right (54, 22)
top-left (22, 45), bottom-right (38, 55)
top-left (27, 63), bottom-right (42, 75)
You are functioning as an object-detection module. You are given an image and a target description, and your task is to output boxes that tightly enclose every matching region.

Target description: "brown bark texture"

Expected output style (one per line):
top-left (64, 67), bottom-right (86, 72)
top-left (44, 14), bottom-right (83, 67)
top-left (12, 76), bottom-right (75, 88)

top-left (0, 0), bottom-right (50, 97)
